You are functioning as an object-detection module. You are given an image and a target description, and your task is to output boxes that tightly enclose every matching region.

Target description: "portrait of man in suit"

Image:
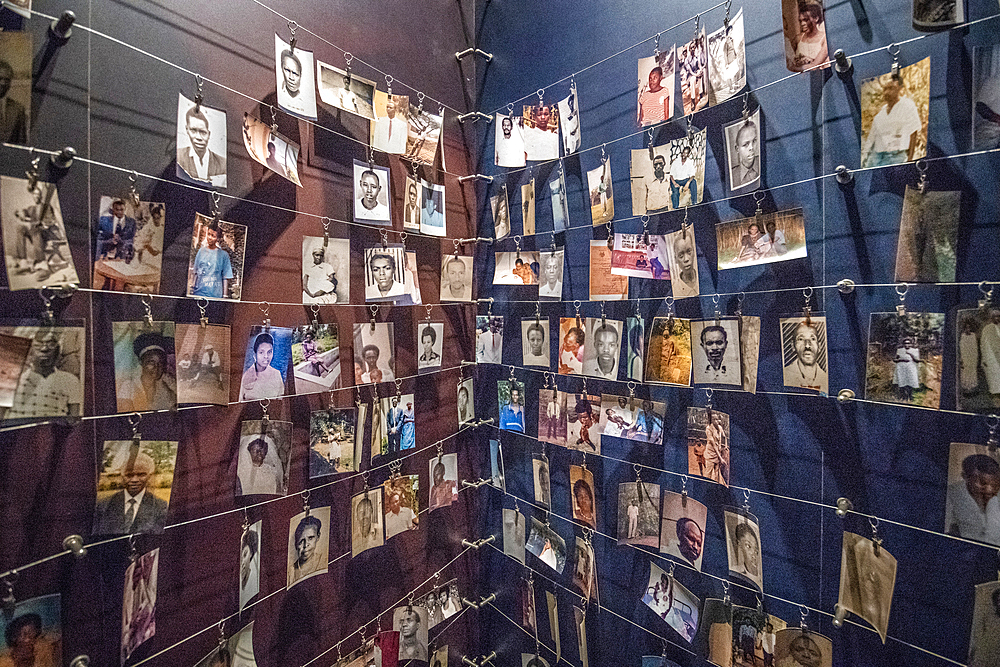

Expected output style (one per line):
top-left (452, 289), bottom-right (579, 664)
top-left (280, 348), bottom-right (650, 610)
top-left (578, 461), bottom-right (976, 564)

top-left (93, 442), bottom-right (177, 535)
top-left (95, 198), bottom-right (137, 262)
top-left (176, 93), bottom-right (227, 187)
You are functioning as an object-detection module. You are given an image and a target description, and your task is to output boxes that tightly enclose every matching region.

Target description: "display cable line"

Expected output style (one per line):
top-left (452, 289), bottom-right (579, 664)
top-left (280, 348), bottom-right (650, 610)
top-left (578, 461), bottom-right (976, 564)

top-left (0, 142), bottom-right (479, 244)
top-left (0, 422), bottom-right (476, 579)
top-left (25, 9), bottom-right (470, 178)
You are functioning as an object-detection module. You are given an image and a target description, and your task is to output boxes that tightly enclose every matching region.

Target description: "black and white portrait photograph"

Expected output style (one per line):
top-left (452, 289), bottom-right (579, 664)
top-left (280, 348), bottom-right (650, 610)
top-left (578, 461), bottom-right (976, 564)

top-left (894, 185), bottom-right (960, 283)
top-left (175, 323), bottom-right (229, 406)
top-left (235, 418), bottom-right (291, 496)
top-left (667, 226), bottom-right (700, 300)
top-left (417, 322), bottom-right (444, 372)
top-left (371, 91), bottom-right (409, 154)
top-left (121, 548), bottom-right (158, 664)
top-left (679, 30), bottom-right (709, 115)
top-left (780, 315), bottom-right (829, 394)
top-left (865, 311), bottom-right (945, 408)
top-left (0, 31), bottom-right (31, 143)
top-left (440, 254), bottom-right (473, 302)
top-left (724, 110), bottom-right (760, 192)
top-left (611, 233), bottom-right (670, 280)
top-left (1, 176), bottom-right (78, 291)
top-left (309, 408), bottom-right (359, 477)
top-left (239, 520), bottom-right (261, 612)
top-left (782, 0), bottom-right (829, 72)
top-left (837, 531), bottom-right (897, 642)
top-left (913, 0), bottom-right (963, 30)
top-left (176, 92), bottom-right (227, 187)
top-left (287, 506), bottom-right (330, 587)
top-left (716, 208), bottom-right (807, 269)
top-left (0, 594), bottom-right (61, 667)
top-left (969, 580), bottom-right (1000, 667)
top-left (491, 189), bottom-right (511, 240)
top-left (476, 315), bottom-right (503, 364)
top-left (458, 377), bottom-right (475, 425)
top-left (567, 392), bottom-right (603, 453)
top-left (384, 474), bottom-right (419, 539)
top-left (402, 175), bottom-right (421, 231)
top-left (581, 318), bottom-right (622, 380)
top-left (495, 112), bottom-right (526, 167)
top-left (944, 442), bottom-right (1000, 546)
top-left (364, 246), bottom-right (407, 302)
top-left (420, 180), bottom-right (447, 237)
top-left (706, 8), bottom-right (746, 105)
top-left (0, 333), bottom-right (29, 409)
top-left (352, 487), bottom-right (385, 557)
top-left (394, 605), bottom-right (429, 663)
top-left (354, 160), bottom-right (392, 224)
top-left (660, 491), bottom-right (708, 571)
top-left (587, 160), bottom-right (614, 225)
top-left (242, 113), bottom-right (302, 186)
top-left (691, 318), bottom-right (742, 386)
top-left (522, 104), bottom-right (560, 161)
top-left (956, 308), bottom-right (1000, 414)
top-left (538, 249), bottom-right (564, 300)
top-left (494, 251), bottom-right (539, 285)
top-left (521, 179), bottom-right (536, 235)
top-left (404, 104), bottom-right (442, 165)
top-left (302, 235), bottom-right (349, 304)
top-left (317, 60), bottom-right (375, 120)
top-left (94, 440), bottom-right (178, 535)
top-left (860, 58), bottom-right (930, 168)
top-left (617, 481), bottom-right (660, 547)
top-left (739, 315), bottom-right (762, 395)
top-left (274, 35), bottom-right (317, 120)
top-left (688, 406), bottom-right (730, 486)
top-left (112, 321), bottom-right (176, 412)
top-left (641, 561), bottom-right (699, 642)
top-left (558, 86), bottom-right (582, 154)
top-left (724, 510), bottom-right (764, 591)
top-left (0, 325), bottom-right (83, 422)
top-left (429, 453), bottom-right (459, 511)
top-left (239, 325), bottom-right (293, 400)
top-left (526, 516), bottom-right (567, 574)
top-left (292, 323), bottom-right (341, 392)
top-left (522, 318), bottom-right (551, 367)
top-left (533, 455), bottom-right (551, 508)
top-left (569, 464), bottom-right (596, 529)
top-left (353, 322), bottom-right (395, 384)
top-left (186, 213), bottom-right (246, 302)
top-left (638, 48), bottom-right (676, 127)
top-left (973, 45), bottom-right (1000, 150)
top-left (539, 388), bottom-right (567, 446)
top-left (773, 628), bottom-right (832, 667)
top-left (503, 508), bottom-right (526, 564)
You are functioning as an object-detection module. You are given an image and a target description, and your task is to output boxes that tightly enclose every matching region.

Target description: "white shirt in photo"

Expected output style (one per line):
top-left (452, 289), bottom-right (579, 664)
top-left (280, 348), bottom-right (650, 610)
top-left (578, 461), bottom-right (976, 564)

top-left (669, 156), bottom-right (697, 181)
top-left (356, 196), bottom-right (390, 221)
top-left (866, 96), bottom-right (921, 153)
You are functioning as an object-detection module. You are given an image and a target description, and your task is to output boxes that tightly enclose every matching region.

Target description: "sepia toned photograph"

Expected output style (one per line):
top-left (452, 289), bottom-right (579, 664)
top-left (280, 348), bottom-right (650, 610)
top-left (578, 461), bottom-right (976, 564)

top-left (641, 561), bottom-right (699, 642)
top-left (969, 580), bottom-right (1000, 667)
top-left (725, 510), bottom-right (764, 590)
top-left (724, 110), bottom-right (760, 192)
top-left (707, 9), bottom-right (746, 104)
top-left (93, 197), bottom-right (166, 292)
top-left (688, 406), bottom-right (730, 486)
top-left (957, 308), bottom-right (1000, 414)
top-left (638, 48), bottom-right (676, 126)
top-left (569, 464), bottom-right (596, 529)
top-left (590, 241), bottom-right (629, 301)
top-left (645, 317), bottom-right (692, 386)
top-left (239, 520), bottom-right (261, 612)
top-left (495, 112), bottom-right (527, 168)
top-left (611, 233), bottom-right (670, 280)
top-left (572, 537), bottom-right (598, 602)
top-left (944, 442), bottom-right (1000, 546)
top-left (0, 332), bottom-right (29, 408)
top-left (625, 316), bottom-right (645, 381)
top-left (288, 506), bottom-right (331, 586)
top-left (122, 548), bottom-right (158, 664)
top-left (587, 160), bottom-right (614, 225)
top-left (679, 30), bottom-right (709, 115)
top-left (782, 0), bottom-right (830, 71)
top-left (837, 531), bottom-right (897, 642)
top-left (394, 605), bottom-right (429, 663)
top-left (498, 379), bottom-right (527, 433)
top-left (539, 388), bottom-right (568, 446)
top-left (239, 325), bottom-right (293, 400)
top-left (186, 212), bottom-right (246, 301)
top-left (458, 377), bottom-right (475, 425)
top-left (913, 0), bottom-right (963, 30)
top-left (550, 168), bottom-right (570, 232)
top-left (522, 318), bottom-right (551, 367)
top-left (533, 455), bottom-right (551, 508)
top-left (94, 440), bottom-right (178, 535)
top-left (175, 323), bottom-right (229, 406)
top-left (242, 113), bottom-right (302, 186)
top-left (717, 208), bottom-right (807, 269)
top-left (384, 474), bottom-right (419, 539)
top-left (302, 235), bottom-right (349, 304)
top-left (317, 60), bottom-right (374, 120)
top-left (354, 321), bottom-right (395, 384)
top-left (522, 179), bottom-right (536, 235)
top-left (860, 57), bottom-right (930, 168)
top-left (522, 104), bottom-right (560, 161)
top-left (581, 318), bottom-right (623, 380)
top-left (404, 104), bottom-right (442, 165)
top-left (0, 594), bottom-right (61, 667)
top-left (660, 491), bottom-right (708, 571)
top-left (522, 578), bottom-right (537, 633)
top-left (538, 249), bottom-right (564, 300)
top-left (491, 188), bottom-right (511, 240)
top-left (733, 606), bottom-right (785, 667)
top-left (865, 311), bottom-right (945, 407)
top-left (773, 629), bottom-right (832, 667)
top-left (421, 180), bottom-right (447, 237)
top-left (417, 322), bottom-right (444, 372)
top-left (1, 176), bottom-right (78, 291)
top-left (379, 392), bottom-right (415, 455)
top-left (112, 321), bottom-right (176, 412)
top-left (780, 315), bottom-right (829, 394)
top-left (503, 507), bottom-right (526, 564)
top-left (494, 251), bottom-right (539, 285)
top-left (235, 418), bottom-right (291, 496)
top-left (575, 606), bottom-right (589, 667)
top-left (695, 598), bottom-right (732, 667)
top-left (440, 254), bottom-right (473, 302)
top-left (176, 92), bottom-right (227, 187)
top-left (567, 392), bottom-right (604, 453)
top-left (371, 91), bottom-right (409, 154)
top-left (309, 408), bottom-right (359, 477)
top-left (0, 31), bottom-right (30, 141)
top-left (354, 160), bottom-right (392, 224)
top-left (292, 324), bottom-right (341, 392)
top-left (476, 315), bottom-right (503, 364)
top-left (0, 325), bottom-right (84, 422)
top-left (973, 45), bottom-right (1000, 150)
top-left (666, 226), bottom-right (700, 300)
top-left (351, 487), bottom-right (384, 557)
top-left (741, 315), bottom-right (761, 394)
top-left (558, 87), bottom-right (582, 154)
top-left (429, 453), bottom-right (459, 511)
top-left (692, 318), bottom-right (742, 386)
top-left (618, 480), bottom-right (660, 547)
top-left (894, 185), bottom-right (960, 283)
top-left (526, 516), bottom-right (566, 573)
top-left (275, 35), bottom-right (317, 120)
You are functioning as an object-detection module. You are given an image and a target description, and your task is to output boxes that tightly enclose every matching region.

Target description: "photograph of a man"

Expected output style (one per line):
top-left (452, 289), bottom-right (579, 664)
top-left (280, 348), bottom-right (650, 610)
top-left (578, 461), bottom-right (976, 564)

top-left (860, 59), bottom-right (929, 168)
top-left (726, 111), bottom-right (761, 191)
top-left (780, 316), bottom-right (829, 394)
top-left (372, 92), bottom-right (409, 154)
top-left (354, 161), bottom-right (391, 224)
top-left (274, 35), bottom-right (317, 120)
top-left (558, 88), bottom-right (582, 154)
top-left (352, 488), bottom-right (384, 556)
top-left (287, 506), bottom-right (330, 588)
top-left (772, 628), bottom-right (832, 667)
top-left (1, 176), bottom-right (79, 291)
top-left (538, 250), bottom-right (564, 300)
top-left (0, 34), bottom-right (29, 143)
top-left (421, 181), bottom-right (446, 236)
top-left (581, 319), bottom-right (622, 380)
top-left (0, 326), bottom-right (83, 422)
top-left (440, 255), bottom-right (473, 302)
top-left (364, 247), bottom-right (406, 302)
top-left (95, 197), bottom-right (136, 264)
top-left (495, 112), bottom-right (526, 168)
top-left (692, 319), bottom-right (742, 386)
top-left (667, 226), bottom-right (700, 299)
top-left (93, 440), bottom-right (178, 535)
top-left (176, 92), bottom-right (227, 187)
top-left (394, 605), bottom-right (429, 662)
top-left (186, 214), bottom-right (246, 302)
top-left (660, 491), bottom-right (708, 571)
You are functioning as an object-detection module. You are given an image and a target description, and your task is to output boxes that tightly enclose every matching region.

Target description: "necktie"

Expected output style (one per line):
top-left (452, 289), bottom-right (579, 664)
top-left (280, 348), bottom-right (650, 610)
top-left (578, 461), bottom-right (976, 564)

top-left (125, 498), bottom-right (137, 528)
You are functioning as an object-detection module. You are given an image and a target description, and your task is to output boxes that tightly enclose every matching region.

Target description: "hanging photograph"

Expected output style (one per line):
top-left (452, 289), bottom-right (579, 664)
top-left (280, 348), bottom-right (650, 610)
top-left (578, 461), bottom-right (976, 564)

top-left (122, 548), bottom-right (159, 664)
top-left (292, 324), bottom-right (340, 392)
top-left (724, 509), bottom-right (764, 591)
top-left (546, 591), bottom-right (561, 660)
top-left (944, 442), bottom-right (1000, 546)
top-left (458, 377), bottom-right (475, 425)
top-left (351, 487), bottom-right (384, 557)
top-left (782, 0), bottom-right (830, 71)
top-left (309, 408), bottom-right (359, 477)
top-left (569, 464), bottom-right (597, 529)
top-left (476, 315), bottom-right (503, 364)
top-left (621, 397), bottom-right (665, 444)
top-left (522, 179), bottom-right (536, 235)
top-left (440, 254), bottom-right (473, 302)
top-left (287, 505), bottom-right (331, 586)
top-left (394, 605), bottom-right (429, 663)
top-left (380, 392), bottom-right (416, 455)
top-left (864, 311), bottom-right (945, 407)
top-left (235, 419), bottom-right (291, 496)
top-left (894, 186), bottom-right (960, 283)
top-left (533, 455), bottom-right (552, 508)
top-left (526, 516), bottom-right (567, 573)
top-left (691, 318), bottom-right (742, 387)
top-left (1, 176), bottom-right (79, 290)
top-left (590, 241), bottom-right (629, 301)
top-left (741, 314), bottom-right (762, 394)
top-left (688, 406), bottom-right (730, 486)
top-left (587, 160), bottom-right (614, 225)
top-left (724, 110), bottom-right (760, 192)
top-left (913, 0), bottom-right (963, 31)
top-left (239, 325), bottom-right (293, 400)
top-left (567, 393), bottom-right (604, 453)
top-left (239, 520), bottom-right (261, 612)
top-left (969, 580), bottom-right (1000, 667)
top-left (93, 197), bottom-right (166, 292)
top-left (496, 112), bottom-right (527, 167)
top-left (611, 234), bottom-right (670, 280)
top-left (421, 180), bottom-right (447, 237)
top-left (522, 579), bottom-right (537, 632)
top-left (371, 91), bottom-right (409, 154)
top-left (574, 607), bottom-right (589, 667)
top-left (617, 480), bottom-right (660, 547)
top-left (498, 379), bottom-right (527, 432)
top-left (773, 629), bottom-right (832, 667)
top-left (0, 594), bottom-right (61, 667)
top-left (522, 103), bottom-right (560, 161)
top-left (707, 9), bottom-right (746, 104)
top-left (973, 45), bottom-right (1000, 150)
top-left (402, 175), bottom-right (422, 231)
top-left (634, 131), bottom-right (709, 217)
top-left (957, 307), bottom-right (1000, 414)
top-left (0, 325), bottom-right (84, 422)
top-left (112, 321), bottom-right (176, 412)
top-left (642, 658), bottom-right (682, 667)
top-left (538, 248), bottom-right (564, 300)
top-left (641, 561), bottom-right (699, 642)
top-left (522, 318), bottom-right (551, 367)
top-left (779, 314), bottom-right (829, 394)
top-left (316, 60), bottom-right (375, 120)
top-left (489, 439), bottom-right (506, 492)
top-left (0, 332), bottom-right (29, 408)
top-left (666, 226), bottom-right (699, 300)
top-left (0, 31), bottom-right (30, 141)
top-left (572, 537), bottom-right (597, 601)
top-left (354, 321), bottom-right (396, 383)
top-left (417, 322), bottom-right (444, 372)
top-left (175, 322), bottom-right (230, 406)
top-left (625, 316), bottom-right (645, 381)
top-left (521, 655), bottom-right (550, 667)
top-left (581, 318), bottom-right (623, 380)
top-left (601, 394), bottom-right (635, 439)
top-left (550, 167), bottom-right (570, 232)
top-left (354, 160), bottom-right (392, 224)
top-left (429, 453), bottom-right (459, 511)
top-left (558, 87), bottom-right (582, 154)
top-left (539, 388), bottom-right (567, 446)
top-left (186, 212), bottom-right (246, 301)
top-left (176, 92), bottom-right (227, 187)
top-left (645, 317), bottom-right (693, 386)
top-left (93, 439), bottom-right (178, 535)
top-left (679, 29), bottom-right (709, 115)
top-left (404, 104), bottom-right (442, 165)
top-left (638, 47), bottom-right (677, 126)
top-left (364, 245), bottom-right (407, 302)
top-left (242, 113), bottom-right (302, 186)
top-left (302, 235), bottom-right (349, 304)
top-left (384, 474), bottom-right (420, 539)
top-left (503, 508), bottom-right (527, 564)
top-left (717, 208), bottom-right (807, 269)
top-left (494, 251), bottom-right (539, 285)
top-left (274, 35), bottom-right (317, 119)
top-left (860, 57), bottom-right (930, 168)
top-left (491, 189), bottom-right (511, 241)
top-left (837, 531), bottom-right (897, 642)
top-left (695, 598), bottom-right (732, 666)
top-left (660, 490), bottom-right (708, 571)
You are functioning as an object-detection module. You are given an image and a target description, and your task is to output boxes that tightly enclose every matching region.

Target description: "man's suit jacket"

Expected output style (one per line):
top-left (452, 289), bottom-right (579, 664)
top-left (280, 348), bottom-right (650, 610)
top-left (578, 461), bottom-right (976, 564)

top-left (177, 149), bottom-right (227, 182)
top-left (92, 489), bottom-right (169, 535)
top-left (0, 98), bottom-right (27, 144)
top-left (97, 214), bottom-right (137, 241)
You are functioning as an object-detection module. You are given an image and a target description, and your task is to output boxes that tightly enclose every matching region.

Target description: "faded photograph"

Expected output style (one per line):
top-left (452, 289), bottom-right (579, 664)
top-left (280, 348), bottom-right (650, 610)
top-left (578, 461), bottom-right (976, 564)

top-left (1, 176), bottom-right (78, 290)
top-left (691, 318), bottom-right (742, 387)
top-left (351, 487), bottom-right (384, 557)
top-left (94, 440), bottom-right (178, 535)
top-left (617, 481), bottom-right (660, 547)
top-left (782, 0), bottom-right (830, 72)
top-left (404, 104), bottom-right (442, 165)
top-left (969, 580), bottom-right (1000, 667)
top-left (112, 321), bottom-right (176, 412)
top-left (440, 254), bottom-right (473, 302)
top-left (587, 160), bottom-right (614, 225)
top-left (589, 241), bottom-right (629, 301)
top-left (0, 31), bottom-right (31, 142)
top-left (741, 315), bottom-right (761, 394)
top-left (666, 226), bottom-right (700, 300)
top-left (491, 189), bottom-right (511, 240)
top-left (913, 0), bottom-right (963, 30)
top-left (235, 419), bottom-right (291, 496)
top-left (316, 60), bottom-right (374, 120)
top-left (393, 605), bottom-right (428, 662)
top-left (371, 91), bottom-right (409, 154)
top-left (780, 315), bottom-right (829, 394)
top-left (611, 234), bottom-right (670, 280)
top-left (288, 506), bottom-right (331, 587)
top-left (956, 308), bottom-right (1000, 414)
top-left (581, 318), bottom-right (623, 380)
top-left (490, 438), bottom-right (505, 490)
top-left (494, 251), bottom-right (539, 285)
top-left (175, 322), bottom-right (230, 406)
top-left (292, 324), bottom-right (340, 392)
top-left (496, 112), bottom-right (527, 168)
top-left (944, 442), bottom-right (1000, 546)
top-left (660, 490), bottom-right (708, 571)
top-left (837, 531), bottom-right (897, 642)
top-left (239, 520), bottom-right (261, 612)
top-left (122, 548), bottom-right (158, 665)
top-left (865, 311), bottom-right (945, 407)
top-left (309, 408), bottom-right (358, 477)
top-left (522, 318), bottom-right (551, 367)
top-left (93, 197), bottom-right (166, 292)
top-left (973, 45), bottom-right (1000, 150)
top-left (0, 333), bottom-right (29, 408)
top-left (860, 58), bottom-right (930, 168)
top-left (538, 388), bottom-right (567, 446)
top-left (186, 213), bottom-right (246, 301)
top-left (571, 537), bottom-right (598, 602)
top-left (724, 510), bottom-right (763, 590)
top-left (522, 104), bottom-right (560, 161)
top-left (688, 406), bottom-right (730, 486)
top-left (384, 474), bottom-right (419, 539)
top-left (707, 9), bottom-right (746, 105)
top-left (503, 508), bottom-right (527, 564)
top-left (625, 316), bottom-right (645, 381)
top-left (679, 30), bottom-right (709, 115)
top-left (641, 561), bottom-right (699, 642)
top-left (0, 325), bottom-right (84, 422)
top-left (538, 249), bottom-right (564, 300)
top-left (716, 208), bottom-right (806, 269)
top-left (724, 110), bottom-right (760, 192)
top-left (894, 186), bottom-right (960, 283)
top-left (550, 168), bottom-right (570, 232)
top-left (476, 315), bottom-right (503, 364)
top-left (558, 87), bottom-right (582, 154)
top-left (176, 92), bottom-right (227, 187)
top-left (354, 321), bottom-right (396, 384)
top-left (773, 629), bottom-right (832, 667)
top-left (526, 516), bottom-right (567, 574)
top-left (275, 35), bottom-right (317, 120)
top-left (522, 179), bottom-right (536, 235)
top-left (242, 113), bottom-right (302, 186)
top-left (567, 392), bottom-right (604, 454)
top-left (645, 317), bottom-right (693, 386)
top-left (302, 235), bottom-right (349, 304)
top-left (638, 48), bottom-right (676, 126)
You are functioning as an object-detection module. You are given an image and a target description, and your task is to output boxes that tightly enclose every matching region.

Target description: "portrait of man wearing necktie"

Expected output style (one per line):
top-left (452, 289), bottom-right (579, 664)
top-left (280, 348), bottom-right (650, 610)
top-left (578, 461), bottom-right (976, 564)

top-left (93, 445), bottom-right (172, 535)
